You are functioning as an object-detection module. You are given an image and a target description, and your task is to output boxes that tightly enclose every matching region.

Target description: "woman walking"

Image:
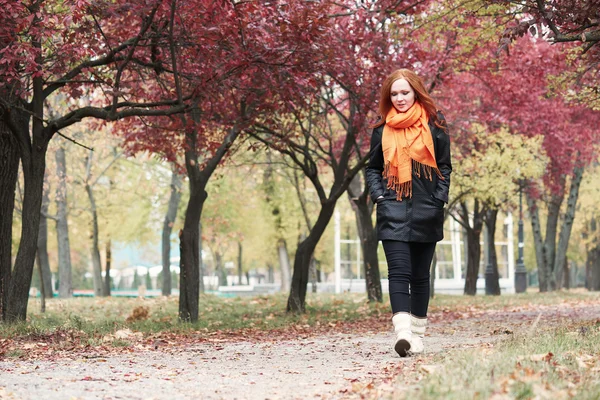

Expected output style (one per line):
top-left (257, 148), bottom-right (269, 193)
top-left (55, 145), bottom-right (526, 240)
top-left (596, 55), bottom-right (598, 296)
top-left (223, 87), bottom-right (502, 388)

top-left (366, 68), bottom-right (452, 357)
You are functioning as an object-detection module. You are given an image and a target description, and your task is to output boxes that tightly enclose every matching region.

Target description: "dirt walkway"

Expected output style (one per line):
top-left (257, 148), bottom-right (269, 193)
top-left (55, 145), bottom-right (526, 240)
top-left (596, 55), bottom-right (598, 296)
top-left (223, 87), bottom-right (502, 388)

top-left (1, 301), bottom-right (598, 400)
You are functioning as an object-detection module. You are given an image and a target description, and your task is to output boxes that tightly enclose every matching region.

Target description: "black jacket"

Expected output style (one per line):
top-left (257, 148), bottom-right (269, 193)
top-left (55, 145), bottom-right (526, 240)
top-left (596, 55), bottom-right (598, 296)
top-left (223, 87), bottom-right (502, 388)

top-left (366, 113), bottom-right (452, 242)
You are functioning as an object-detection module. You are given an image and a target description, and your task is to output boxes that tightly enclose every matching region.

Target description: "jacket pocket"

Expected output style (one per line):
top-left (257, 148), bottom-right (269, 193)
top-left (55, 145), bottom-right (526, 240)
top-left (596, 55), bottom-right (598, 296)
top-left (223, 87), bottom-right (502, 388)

top-left (431, 195), bottom-right (445, 210)
top-left (411, 194), bottom-right (444, 232)
top-left (376, 199), bottom-right (408, 234)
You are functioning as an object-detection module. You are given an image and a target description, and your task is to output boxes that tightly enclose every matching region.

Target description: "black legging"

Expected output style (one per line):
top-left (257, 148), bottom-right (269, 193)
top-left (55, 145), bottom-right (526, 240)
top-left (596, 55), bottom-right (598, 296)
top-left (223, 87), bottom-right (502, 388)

top-left (382, 240), bottom-right (436, 318)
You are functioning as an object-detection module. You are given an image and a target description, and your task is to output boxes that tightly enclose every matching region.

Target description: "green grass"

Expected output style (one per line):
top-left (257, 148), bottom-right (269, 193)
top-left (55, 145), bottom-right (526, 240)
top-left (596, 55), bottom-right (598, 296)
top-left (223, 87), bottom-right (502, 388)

top-left (2, 290), bottom-right (599, 346)
top-left (3, 349), bottom-right (24, 358)
top-left (0, 292), bottom-right (390, 340)
top-left (407, 319), bottom-right (600, 400)
top-left (428, 289), bottom-right (600, 312)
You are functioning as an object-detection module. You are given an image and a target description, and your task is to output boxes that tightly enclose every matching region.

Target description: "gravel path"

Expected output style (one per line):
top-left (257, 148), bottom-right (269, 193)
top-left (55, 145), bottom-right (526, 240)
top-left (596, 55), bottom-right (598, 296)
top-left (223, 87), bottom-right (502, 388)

top-left (1, 301), bottom-right (598, 400)
top-left (0, 328), bottom-right (487, 399)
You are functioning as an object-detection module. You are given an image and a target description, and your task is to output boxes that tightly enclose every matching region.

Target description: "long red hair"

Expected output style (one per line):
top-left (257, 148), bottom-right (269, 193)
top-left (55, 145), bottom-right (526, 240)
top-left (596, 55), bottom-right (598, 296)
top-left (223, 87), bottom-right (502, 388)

top-left (373, 69), bottom-right (444, 129)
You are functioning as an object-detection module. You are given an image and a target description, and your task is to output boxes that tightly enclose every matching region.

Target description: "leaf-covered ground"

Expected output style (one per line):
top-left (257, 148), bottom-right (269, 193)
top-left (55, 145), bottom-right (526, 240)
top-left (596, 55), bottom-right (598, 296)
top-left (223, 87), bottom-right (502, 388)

top-left (0, 291), bottom-right (599, 399)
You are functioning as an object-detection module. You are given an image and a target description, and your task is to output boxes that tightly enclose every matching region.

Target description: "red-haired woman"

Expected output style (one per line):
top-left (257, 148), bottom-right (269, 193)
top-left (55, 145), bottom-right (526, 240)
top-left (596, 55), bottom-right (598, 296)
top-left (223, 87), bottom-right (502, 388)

top-left (366, 69), bottom-right (452, 357)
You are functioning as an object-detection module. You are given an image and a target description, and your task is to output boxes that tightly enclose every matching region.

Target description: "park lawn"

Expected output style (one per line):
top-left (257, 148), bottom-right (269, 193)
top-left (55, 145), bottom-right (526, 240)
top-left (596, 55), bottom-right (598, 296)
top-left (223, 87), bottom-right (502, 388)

top-left (1, 290), bottom-right (598, 340)
top-left (1, 292), bottom-right (388, 339)
top-left (408, 319), bottom-right (600, 400)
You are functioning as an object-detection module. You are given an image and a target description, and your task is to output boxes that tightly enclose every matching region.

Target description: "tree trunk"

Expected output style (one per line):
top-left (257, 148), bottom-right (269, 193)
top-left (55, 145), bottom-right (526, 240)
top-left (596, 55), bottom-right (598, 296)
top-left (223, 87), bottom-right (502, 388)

top-left (585, 217), bottom-right (600, 291)
top-left (199, 222), bottom-right (205, 294)
top-left (430, 251), bottom-right (436, 298)
top-left (238, 241), bottom-right (243, 285)
top-left (544, 191), bottom-right (564, 290)
top-left (56, 146), bottom-right (73, 298)
top-left (6, 150), bottom-right (47, 321)
top-left (554, 166), bottom-right (584, 290)
top-left (287, 201), bottom-right (336, 313)
top-left (37, 175), bottom-right (53, 298)
top-left (563, 258), bottom-right (570, 290)
top-left (85, 181), bottom-right (103, 297)
top-left (262, 160), bottom-right (293, 293)
top-left (267, 263), bottom-right (274, 283)
top-left (458, 200), bottom-right (485, 296)
top-left (178, 182), bottom-right (205, 322)
top-left (214, 251), bottom-right (226, 287)
top-left (347, 174), bottom-right (381, 303)
top-left (484, 208), bottom-right (501, 296)
top-left (5, 70), bottom-right (49, 322)
top-left (162, 169), bottom-right (181, 296)
top-left (36, 252), bottom-right (46, 313)
top-left (464, 227), bottom-right (482, 295)
top-left (586, 243), bottom-right (600, 291)
top-left (309, 257), bottom-right (317, 293)
top-left (278, 239), bottom-right (292, 293)
top-left (179, 118), bottom-right (242, 322)
top-left (103, 239), bottom-right (111, 296)
top-left (0, 94), bottom-right (23, 320)
top-left (527, 194), bottom-right (548, 292)
top-left (178, 176), bottom-right (208, 319)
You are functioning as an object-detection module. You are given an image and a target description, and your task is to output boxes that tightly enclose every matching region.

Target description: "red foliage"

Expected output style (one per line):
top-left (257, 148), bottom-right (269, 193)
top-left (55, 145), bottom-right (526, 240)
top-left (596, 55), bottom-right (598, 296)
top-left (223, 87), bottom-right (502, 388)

top-left (109, 0), bottom-right (335, 163)
top-left (437, 32), bottom-right (600, 194)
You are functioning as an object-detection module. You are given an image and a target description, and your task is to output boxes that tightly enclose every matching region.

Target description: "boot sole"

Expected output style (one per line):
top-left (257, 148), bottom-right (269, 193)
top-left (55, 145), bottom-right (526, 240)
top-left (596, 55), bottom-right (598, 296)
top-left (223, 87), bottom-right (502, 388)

top-left (394, 339), bottom-right (411, 357)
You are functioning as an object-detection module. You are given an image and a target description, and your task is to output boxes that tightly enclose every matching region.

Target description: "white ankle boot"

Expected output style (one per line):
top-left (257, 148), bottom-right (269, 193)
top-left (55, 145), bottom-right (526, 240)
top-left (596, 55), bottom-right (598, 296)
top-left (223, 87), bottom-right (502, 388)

top-left (410, 315), bottom-right (427, 354)
top-left (391, 312), bottom-right (412, 357)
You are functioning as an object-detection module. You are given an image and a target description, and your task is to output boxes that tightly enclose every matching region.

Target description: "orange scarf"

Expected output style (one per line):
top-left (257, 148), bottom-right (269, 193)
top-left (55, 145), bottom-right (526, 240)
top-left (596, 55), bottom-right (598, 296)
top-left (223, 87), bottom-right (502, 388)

top-left (382, 102), bottom-right (443, 200)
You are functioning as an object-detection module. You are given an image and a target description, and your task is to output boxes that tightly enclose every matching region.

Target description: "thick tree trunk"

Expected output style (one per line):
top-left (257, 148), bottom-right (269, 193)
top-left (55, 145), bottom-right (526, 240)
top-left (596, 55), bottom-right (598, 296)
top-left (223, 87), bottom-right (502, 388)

top-left (103, 239), bottom-right (111, 296)
top-left (37, 178), bottom-right (53, 298)
top-left (464, 227), bottom-right (482, 295)
top-left (484, 208), bottom-right (501, 296)
top-left (179, 119), bottom-right (242, 321)
top-left (56, 147), bottom-right (73, 298)
top-left (458, 200), bottom-right (485, 296)
top-left (347, 174), bottom-right (381, 303)
top-left (5, 70), bottom-right (49, 322)
top-left (287, 201), bottom-right (336, 313)
top-left (554, 166), bottom-right (584, 290)
top-left (6, 149), bottom-right (47, 321)
top-left (0, 113), bottom-right (21, 320)
top-left (278, 239), bottom-right (291, 292)
top-left (162, 169), bottom-right (181, 296)
top-left (85, 182), bottom-right (103, 297)
top-left (178, 178), bottom-right (206, 322)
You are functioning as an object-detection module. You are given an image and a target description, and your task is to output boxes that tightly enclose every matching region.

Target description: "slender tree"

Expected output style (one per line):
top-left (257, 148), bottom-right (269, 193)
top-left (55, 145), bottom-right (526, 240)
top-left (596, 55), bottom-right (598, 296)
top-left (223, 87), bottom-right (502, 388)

top-left (162, 167), bottom-right (182, 296)
top-left (55, 145), bottom-right (73, 298)
top-left (36, 175), bottom-right (53, 298)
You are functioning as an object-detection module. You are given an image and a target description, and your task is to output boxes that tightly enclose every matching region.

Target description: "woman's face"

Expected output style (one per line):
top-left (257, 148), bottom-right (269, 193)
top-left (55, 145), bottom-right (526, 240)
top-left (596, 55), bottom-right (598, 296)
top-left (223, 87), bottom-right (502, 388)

top-left (390, 78), bottom-right (415, 113)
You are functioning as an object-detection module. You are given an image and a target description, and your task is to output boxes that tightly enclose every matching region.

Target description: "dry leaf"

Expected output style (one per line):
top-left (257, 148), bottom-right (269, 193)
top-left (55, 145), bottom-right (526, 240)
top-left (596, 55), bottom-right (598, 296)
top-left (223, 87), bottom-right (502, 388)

top-left (420, 364), bottom-right (439, 374)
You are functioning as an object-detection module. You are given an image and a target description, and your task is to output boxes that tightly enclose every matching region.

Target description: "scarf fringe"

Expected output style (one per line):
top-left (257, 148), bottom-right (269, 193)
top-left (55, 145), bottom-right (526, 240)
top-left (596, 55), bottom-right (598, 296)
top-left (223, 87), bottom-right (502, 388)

top-left (413, 159), bottom-right (444, 181)
top-left (383, 160), bottom-right (444, 201)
